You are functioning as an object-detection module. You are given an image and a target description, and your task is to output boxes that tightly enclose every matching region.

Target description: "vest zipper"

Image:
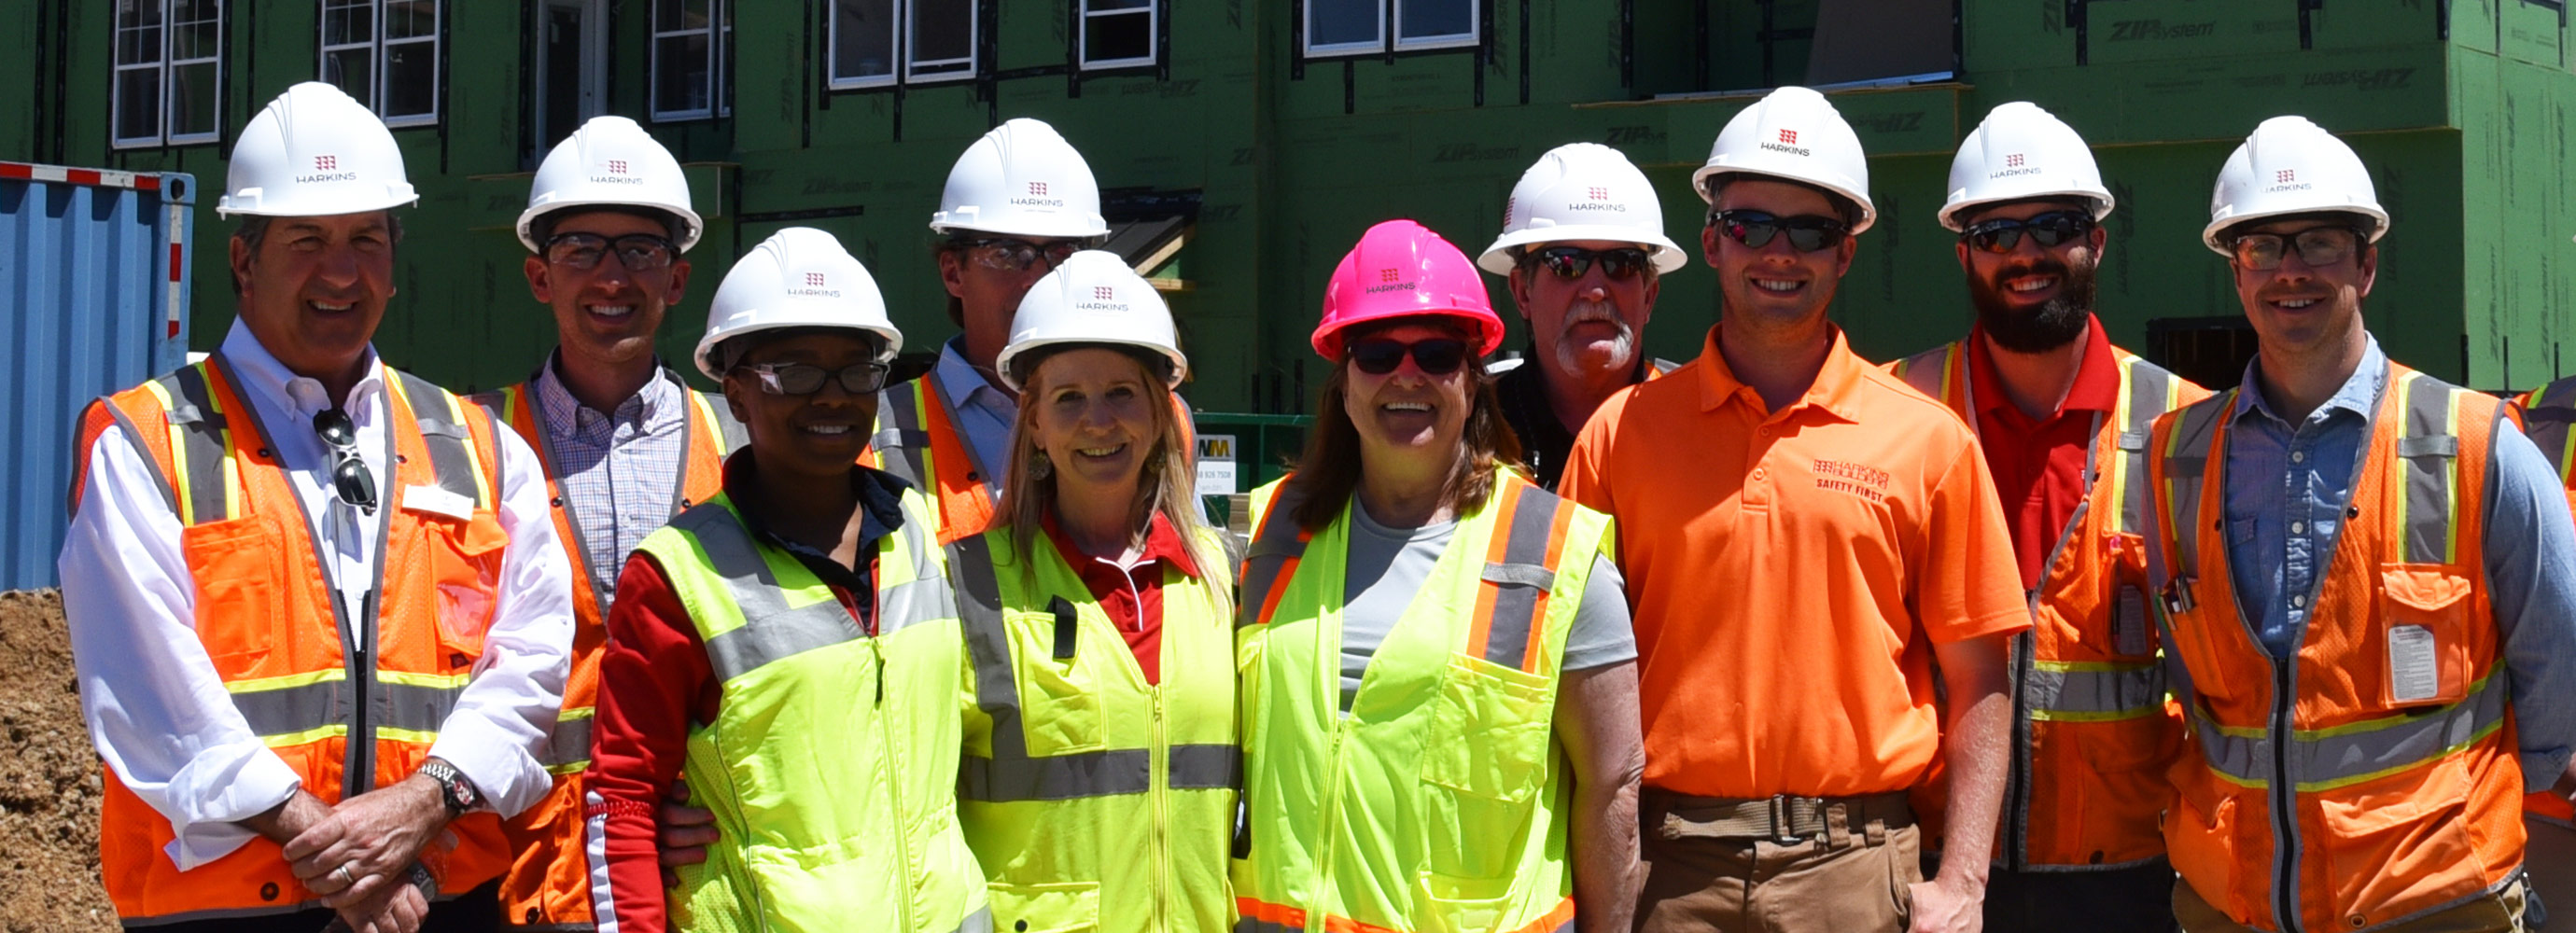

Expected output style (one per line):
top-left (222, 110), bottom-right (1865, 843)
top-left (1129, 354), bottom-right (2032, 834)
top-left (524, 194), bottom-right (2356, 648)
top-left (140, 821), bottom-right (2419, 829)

top-left (2001, 626), bottom-right (2033, 874)
top-left (347, 591), bottom-right (377, 796)
top-left (876, 637), bottom-right (917, 933)
top-left (1151, 688), bottom-right (1170, 933)
top-left (2269, 654), bottom-right (2301, 933)
top-left (1309, 724), bottom-right (1351, 933)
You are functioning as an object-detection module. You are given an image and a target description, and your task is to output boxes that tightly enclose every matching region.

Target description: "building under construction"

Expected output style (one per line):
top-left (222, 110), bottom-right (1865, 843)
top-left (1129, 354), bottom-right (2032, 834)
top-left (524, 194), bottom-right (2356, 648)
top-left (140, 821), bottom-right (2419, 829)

top-left (7, 0), bottom-right (2573, 411)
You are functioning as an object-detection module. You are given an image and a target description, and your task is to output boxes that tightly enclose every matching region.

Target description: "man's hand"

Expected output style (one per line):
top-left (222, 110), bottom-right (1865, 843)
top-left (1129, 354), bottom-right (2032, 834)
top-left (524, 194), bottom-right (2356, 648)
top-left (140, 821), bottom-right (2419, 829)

top-left (321, 864), bottom-right (431, 933)
top-left (659, 778), bottom-right (720, 887)
top-left (1908, 874), bottom-right (1985, 933)
top-left (2555, 759), bottom-right (2576, 804)
top-left (285, 772), bottom-right (452, 909)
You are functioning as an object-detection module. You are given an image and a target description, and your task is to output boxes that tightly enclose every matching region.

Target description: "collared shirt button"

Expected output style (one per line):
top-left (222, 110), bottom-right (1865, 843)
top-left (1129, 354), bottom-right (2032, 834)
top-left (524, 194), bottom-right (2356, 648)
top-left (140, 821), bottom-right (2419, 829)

top-left (2291, 521), bottom-right (2305, 535)
top-left (1752, 466), bottom-right (1768, 481)
top-left (2290, 593), bottom-right (2306, 607)
top-left (2290, 450), bottom-right (2306, 464)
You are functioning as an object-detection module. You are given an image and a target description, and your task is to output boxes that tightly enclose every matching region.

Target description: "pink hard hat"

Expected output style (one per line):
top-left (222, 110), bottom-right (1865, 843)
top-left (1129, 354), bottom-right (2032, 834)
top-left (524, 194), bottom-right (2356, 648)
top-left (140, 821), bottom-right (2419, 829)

top-left (1312, 219), bottom-right (1505, 360)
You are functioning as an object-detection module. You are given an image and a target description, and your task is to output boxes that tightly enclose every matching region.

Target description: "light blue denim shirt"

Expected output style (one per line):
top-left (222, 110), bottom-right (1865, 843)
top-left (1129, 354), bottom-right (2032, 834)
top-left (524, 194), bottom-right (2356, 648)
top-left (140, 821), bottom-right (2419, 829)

top-left (2223, 336), bottom-right (2576, 789)
top-left (931, 335), bottom-right (1016, 494)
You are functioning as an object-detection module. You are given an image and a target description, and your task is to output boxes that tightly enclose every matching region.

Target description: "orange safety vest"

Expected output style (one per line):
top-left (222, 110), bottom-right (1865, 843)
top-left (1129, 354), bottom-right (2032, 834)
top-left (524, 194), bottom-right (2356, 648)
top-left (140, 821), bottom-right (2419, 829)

top-left (2507, 380), bottom-right (2576, 830)
top-left (2145, 361), bottom-right (2526, 932)
top-left (867, 374), bottom-right (999, 546)
top-left (470, 369), bottom-right (741, 931)
top-left (1888, 341), bottom-right (2203, 870)
top-left (71, 356), bottom-right (515, 926)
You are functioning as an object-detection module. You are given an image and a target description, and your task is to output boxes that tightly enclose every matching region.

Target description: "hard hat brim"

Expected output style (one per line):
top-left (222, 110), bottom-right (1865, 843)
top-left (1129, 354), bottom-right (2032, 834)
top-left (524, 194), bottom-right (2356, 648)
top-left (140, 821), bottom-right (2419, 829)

top-left (518, 201), bottom-right (707, 253)
top-left (994, 338), bottom-right (1190, 394)
top-left (1311, 310), bottom-right (1507, 361)
top-left (693, 321), bottom-right (905, 383)
top-left (1689, 165), bottom-right (1877, 235)
top-left (1476, 228), bottom-right (1692, 275)
top-left (1936, 192), bottom-right (2115, 232)
top-left (216, 188), bottom-right (420, 218)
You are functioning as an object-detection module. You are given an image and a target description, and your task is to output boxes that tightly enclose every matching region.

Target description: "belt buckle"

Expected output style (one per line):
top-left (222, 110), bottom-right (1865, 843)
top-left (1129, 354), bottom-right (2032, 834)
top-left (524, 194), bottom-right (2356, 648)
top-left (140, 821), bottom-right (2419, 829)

top-left (1768, 795), bottom-right (1806, 845)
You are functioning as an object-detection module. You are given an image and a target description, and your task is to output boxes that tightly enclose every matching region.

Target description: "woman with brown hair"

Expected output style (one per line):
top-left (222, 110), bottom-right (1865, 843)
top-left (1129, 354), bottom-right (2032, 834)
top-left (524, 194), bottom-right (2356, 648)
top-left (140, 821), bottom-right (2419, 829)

top-left (1231, 219), bottom-right (1645, 933)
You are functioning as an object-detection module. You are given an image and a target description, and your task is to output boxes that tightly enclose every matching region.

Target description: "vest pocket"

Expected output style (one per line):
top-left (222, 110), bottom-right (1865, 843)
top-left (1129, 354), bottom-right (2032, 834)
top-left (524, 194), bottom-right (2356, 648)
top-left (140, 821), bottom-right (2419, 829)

top-left (1012, 621), bottom-right (1106, 755)
top-left (423, 512), bottom-right (509, 659)
top-left (182, 516), bottom-right (284, 672)
top-left (987, 880), bottom-right (1100, 933)
top-left (2163, 768), bottom-right (2240, 923)
top-left (1411, 871), bottom-right (1516, 933)
top-left (1420, 654), bottom-right (1553, 881)
top-left (2376, 564), bottom-right (2473, 709)
top-left (2315, 756), bottom-right (2486, 927)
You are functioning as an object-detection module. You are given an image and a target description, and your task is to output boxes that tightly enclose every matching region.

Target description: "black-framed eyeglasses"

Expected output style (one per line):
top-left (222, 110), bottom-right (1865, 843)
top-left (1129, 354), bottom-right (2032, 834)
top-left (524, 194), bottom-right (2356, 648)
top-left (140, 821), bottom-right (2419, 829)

top-left (733, 361), bottom-right (893, 397)
top-left (2229, 227), bottom-right (2363, 272)
top-left (1527, 246), bottom-right (1652, 281)
top-left (1962, 211), bottom-right (2095, 254)
top-left (1348, 338), bottom-right (1470, 376)
top-left (955, 236), bottom-right (1087, 272)
top-left (1712, 210), bottom-right (1850, 253)
top-left (311, 408), bottom-right (378, 515)
top-left (541, 232), bottom-right (679, 272)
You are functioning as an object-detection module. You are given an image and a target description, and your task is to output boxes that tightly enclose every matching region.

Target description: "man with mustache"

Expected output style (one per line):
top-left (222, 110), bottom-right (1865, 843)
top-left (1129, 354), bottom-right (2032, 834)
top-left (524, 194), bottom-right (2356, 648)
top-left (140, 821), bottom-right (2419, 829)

top-left (1479, 143), bottom-right (1689, 489)
top-left (1888, 102), bottom-right (2207, 933)
top-left (2140, 116), bottom-right (2576, 932)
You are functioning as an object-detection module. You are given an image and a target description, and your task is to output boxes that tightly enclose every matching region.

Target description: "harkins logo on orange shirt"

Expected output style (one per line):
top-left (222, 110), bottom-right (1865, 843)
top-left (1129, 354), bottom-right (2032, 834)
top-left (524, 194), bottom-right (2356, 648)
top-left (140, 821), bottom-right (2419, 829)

top-left (1812, 458), bottom-right (1890, 503)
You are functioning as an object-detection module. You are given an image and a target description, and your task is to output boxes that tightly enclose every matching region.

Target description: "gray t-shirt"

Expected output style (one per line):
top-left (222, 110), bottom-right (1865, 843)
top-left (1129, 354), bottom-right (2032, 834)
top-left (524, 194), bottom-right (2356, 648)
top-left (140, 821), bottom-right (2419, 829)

top-left (1337, 499), bottom-right (1637, 711)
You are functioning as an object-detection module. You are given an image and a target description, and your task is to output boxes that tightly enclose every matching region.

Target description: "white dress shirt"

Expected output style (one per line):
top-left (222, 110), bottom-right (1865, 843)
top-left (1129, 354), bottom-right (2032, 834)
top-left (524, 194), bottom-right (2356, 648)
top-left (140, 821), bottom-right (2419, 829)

top-left (60, 320), bottom-right (573, 870)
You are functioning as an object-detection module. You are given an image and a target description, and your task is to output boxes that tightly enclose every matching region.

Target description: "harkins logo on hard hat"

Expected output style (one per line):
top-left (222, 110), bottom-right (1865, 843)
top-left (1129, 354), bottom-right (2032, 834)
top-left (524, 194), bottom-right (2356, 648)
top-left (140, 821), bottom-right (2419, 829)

top-left (1760, 127), bottom-right (1812, 158)
top-left (1991, 152), bottom-right (2042, 179)
top-left (787, 271), bottom-right (840, 298)
top-left (1029, 181), bottom-right (1048, 195)
top-left (806, 272), bottom-right (826, 286)
top-left (591, 158), bottom-right (645, 184)
top-left (298, 153), bottom-right (357, 185)
top-left (1588, 187), bottom-right (1609, 200)
top-left (1568, 185), bottom-right (1626, 213)
top-left (1094, 285), bottom-right (1114, 300)
top-left (608, 160), bottom-right (629, 174)
top-left (2005, 154), bottom-right (2025, 168)
top-left (1010, 179), bottom-right (1065, 208)
top-left (2275, 169), bottom-right (2296, 184)
top-left (1365, 267), bottom-right (1416, 294)
top-left (1779, 129), bottom-right (1799, 145)
top-left (1075, 282), bottom-right (1130, 312)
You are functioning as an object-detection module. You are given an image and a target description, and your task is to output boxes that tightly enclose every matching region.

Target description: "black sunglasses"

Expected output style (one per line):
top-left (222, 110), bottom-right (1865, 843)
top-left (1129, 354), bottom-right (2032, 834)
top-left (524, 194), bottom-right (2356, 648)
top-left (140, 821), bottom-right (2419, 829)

top-left (1962, 211), bottom-right (2095, 254)
top-left (2229, 227), bottom-right (2363, 272)
top-left (1528, 246), bottom-right (1651, 281)
top-left (1712, 210), bottom-right (1849, 253)
top-left (1348, 338), bottom-right (1470, 376)
top-left (542, 232), bottom-right (679, 272)
top-left (311, 408), bottom-right (378, 515)
top-left (734, 361), bottom-right (892, 397)
top-left (956, 236), bottom-right (1087, 272)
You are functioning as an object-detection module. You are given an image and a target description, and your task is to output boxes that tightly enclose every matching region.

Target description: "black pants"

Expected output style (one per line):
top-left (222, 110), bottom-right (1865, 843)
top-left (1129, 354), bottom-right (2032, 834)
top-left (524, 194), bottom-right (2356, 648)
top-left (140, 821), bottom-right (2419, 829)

top-left (125, 878), bottom-right (502, 933)
top-left (1982, 860), bottom-right (2178, 933)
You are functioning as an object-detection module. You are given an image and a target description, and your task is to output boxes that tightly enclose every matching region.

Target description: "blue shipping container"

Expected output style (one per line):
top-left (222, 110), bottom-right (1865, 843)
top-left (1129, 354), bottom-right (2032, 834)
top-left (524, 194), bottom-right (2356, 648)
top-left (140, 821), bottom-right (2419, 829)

top-left (0, 163), bottom-right (194, 591)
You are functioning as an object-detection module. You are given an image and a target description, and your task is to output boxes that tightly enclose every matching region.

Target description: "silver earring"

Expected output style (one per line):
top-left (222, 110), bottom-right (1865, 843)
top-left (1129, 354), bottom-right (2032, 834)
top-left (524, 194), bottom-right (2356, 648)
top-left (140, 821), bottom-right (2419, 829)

top-left (1030, 451), bottom-right (1053, 480)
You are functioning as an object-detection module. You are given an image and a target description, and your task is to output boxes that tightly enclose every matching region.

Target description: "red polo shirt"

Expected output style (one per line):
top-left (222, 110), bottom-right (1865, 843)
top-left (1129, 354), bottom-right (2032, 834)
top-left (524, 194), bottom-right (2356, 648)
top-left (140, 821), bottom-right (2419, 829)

top-left (1039, 511), bottom-right (1204, 685)
top-left (1964, 318), bottom-right (2124, 590)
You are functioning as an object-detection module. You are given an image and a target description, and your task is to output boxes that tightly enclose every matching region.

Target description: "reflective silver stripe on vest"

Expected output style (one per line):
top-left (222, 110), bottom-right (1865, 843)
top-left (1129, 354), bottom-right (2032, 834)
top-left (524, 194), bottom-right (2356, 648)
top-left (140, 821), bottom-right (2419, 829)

top-left (396, 371), bottom-right (486, 509)
top-left (961, 748), bottom-right (1154, 802)
top-left (2191, 668), bottom-right (2509, 792)
top-left (2157, 392), bottom-right (2235, 579)
top-left (2524, 378), bottom-right (2576, 481)
top-left (679, 506), bottom-right (868, 682)
top-left (539, 714), bottom-right (594, 769)
top-left (2116, 359), bottom-right (2177, 537)
top-left (2395, 371), bottom-right (2463, 566)
top-left (162, 366), bottom-right (234, 526)
top-left (953, 906), bottom-right (995, 933)
top-left (229, 677), bottom-right (462, 739)
top-left (1168, 743), bottom-right (1244, 790)
top-left (1237, 483), bottom-right (1313, 630)
top-left (2023, 662), bottom-right (2164, 721)
top-left (873, 383), bottom-right (934, 489)
top-left (1480, 483), bottom-right (1570, 670)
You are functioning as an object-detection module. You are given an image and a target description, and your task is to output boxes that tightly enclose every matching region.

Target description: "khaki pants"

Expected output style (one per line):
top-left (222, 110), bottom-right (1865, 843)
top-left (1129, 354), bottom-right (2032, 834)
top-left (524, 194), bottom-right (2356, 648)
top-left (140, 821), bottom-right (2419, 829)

top-left (2174, 876), bottom-right (2527, 933)
top-left (2529, 817), bottom-right (2575, 929)
top-left (1634, 794), bottom-right (1921, 933)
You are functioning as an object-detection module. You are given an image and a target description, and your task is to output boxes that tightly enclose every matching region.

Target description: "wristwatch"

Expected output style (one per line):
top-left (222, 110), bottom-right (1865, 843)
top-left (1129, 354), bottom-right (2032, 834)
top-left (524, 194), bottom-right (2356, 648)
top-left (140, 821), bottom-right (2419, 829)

top-left (417, 759), bottom-right (482, 815)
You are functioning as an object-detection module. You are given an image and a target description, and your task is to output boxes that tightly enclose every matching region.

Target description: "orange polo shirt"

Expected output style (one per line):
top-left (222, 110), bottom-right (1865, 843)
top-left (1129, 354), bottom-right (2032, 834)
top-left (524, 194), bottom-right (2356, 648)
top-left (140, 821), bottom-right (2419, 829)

top-left (1561, 323), bottom-right (2028, 800)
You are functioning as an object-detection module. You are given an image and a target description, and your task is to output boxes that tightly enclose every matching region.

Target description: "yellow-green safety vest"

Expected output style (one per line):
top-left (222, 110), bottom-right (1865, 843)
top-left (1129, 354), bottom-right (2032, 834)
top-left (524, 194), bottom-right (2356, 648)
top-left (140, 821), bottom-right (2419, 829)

top-left (1231, 468), bottom-right (1613, 933)
top-left (636, 487), bottom-right (990, 933)
top-left (949, 522), bottom-right (1242, 933)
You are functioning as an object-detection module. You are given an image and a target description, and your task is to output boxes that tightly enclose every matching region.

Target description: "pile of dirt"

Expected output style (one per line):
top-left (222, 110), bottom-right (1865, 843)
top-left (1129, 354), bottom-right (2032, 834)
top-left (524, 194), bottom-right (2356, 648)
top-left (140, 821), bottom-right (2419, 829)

top-left (0, 590), bottom-right (112, 932)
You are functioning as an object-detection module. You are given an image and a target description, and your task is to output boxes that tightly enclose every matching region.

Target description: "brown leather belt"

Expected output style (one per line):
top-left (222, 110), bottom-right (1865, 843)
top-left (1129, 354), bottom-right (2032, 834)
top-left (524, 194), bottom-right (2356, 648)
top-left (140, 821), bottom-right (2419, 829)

top-left (1642, 789), bottom-right (1915, 844)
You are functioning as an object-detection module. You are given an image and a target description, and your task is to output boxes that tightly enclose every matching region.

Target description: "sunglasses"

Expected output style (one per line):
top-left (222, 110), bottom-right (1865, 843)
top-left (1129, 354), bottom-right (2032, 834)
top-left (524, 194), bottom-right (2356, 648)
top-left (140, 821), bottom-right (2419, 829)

top-left (1528, 246), bottom-right (1651, 281)
top-left (956, 237), bottom-right (1087, 272)
top-left (1348, 338), bottom-right (1470, 376)
top-left (734, 361), bottom-right (893, 396)
top-left (1712, 210), bottom-right (1849, 253)
top-left (542, 232), bottom-right (679, 272)
top-left (1962, 211), bottom-right (2095, 254)
top-left (311, 408), bottom-right (378, 515)
top-left (2230, 227), bottom-right (2363, 272)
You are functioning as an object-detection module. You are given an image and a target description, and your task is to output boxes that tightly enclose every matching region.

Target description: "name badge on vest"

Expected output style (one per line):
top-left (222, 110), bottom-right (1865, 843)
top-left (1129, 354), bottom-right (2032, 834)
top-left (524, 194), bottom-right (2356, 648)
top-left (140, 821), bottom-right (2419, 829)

top-left (402, 483), bottom-right (475, 522)
top-left (2387, 624), bottom-right (2441, 704)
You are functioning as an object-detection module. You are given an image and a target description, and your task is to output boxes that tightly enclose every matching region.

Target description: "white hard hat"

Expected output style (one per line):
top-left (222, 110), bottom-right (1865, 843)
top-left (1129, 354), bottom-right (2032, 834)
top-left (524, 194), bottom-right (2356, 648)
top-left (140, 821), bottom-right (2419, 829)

top-left (694, 228), bottom-right (903, 381)
top-left (993, 250), bottom-right (1187, 392)
top-left (1939, 102), bottom-right (2114, 231)
top-left (2203, 116), bottom-right (2388, 255)
top-left (1690, 86), bottom-right (1875, 233)
top-left (217, 82), bottom-right (415, 217)
top-left (1478, 143), bottom-right (1688, 275)
top-left (929, 118), bottom-right (1111, 240)
top-left (518, 116), bottom-right (704, 253)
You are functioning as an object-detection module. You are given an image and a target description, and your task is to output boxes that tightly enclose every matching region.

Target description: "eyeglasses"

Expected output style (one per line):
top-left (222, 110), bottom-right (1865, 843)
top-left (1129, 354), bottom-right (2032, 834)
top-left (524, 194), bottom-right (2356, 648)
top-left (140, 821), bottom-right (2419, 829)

top-left (1528, 246), bottom-right (1651, 281)
top-left (2230, 227), bottom-right (2362, 272)
top-left (1348, 338), bottom-right (1470, 376)
top-left (1962, 211), bottom-right (2095, 254)
top-left (956, 237), bottom-right (1085, 272)
top-left (542, 232), bottom-right (679, 272)
top-left (1712, 210), bottom-right (1850, 253)
top-left (733, 361), bottom-right (893, 396)
top-left (311, 408), bottom-right (378, 515)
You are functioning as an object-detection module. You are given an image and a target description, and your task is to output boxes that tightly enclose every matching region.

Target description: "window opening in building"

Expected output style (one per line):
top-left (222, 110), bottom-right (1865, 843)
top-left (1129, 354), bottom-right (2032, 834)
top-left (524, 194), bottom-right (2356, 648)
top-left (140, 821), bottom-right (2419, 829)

top-left (652, 0), bottom-right (733, 120)
top-left (1393, 0), bottom-right (1475, 49)
top-left (2145, 316), bottom-right (2261, 394)
top-left (831, 0), bottom-right (978, 88)
top-left (320, 0), bottom-right (441, 126)
top-left (1080, 0), bottom-right (1155, 69)
top-left (1306, 0), bottom-right (1477, 58)
top-left (1306, 0), bottom-right (1382, 56)
top-left (536, 0), bottom-right (608, 150)
top-left (114, 0), bottom-right (224, 148)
